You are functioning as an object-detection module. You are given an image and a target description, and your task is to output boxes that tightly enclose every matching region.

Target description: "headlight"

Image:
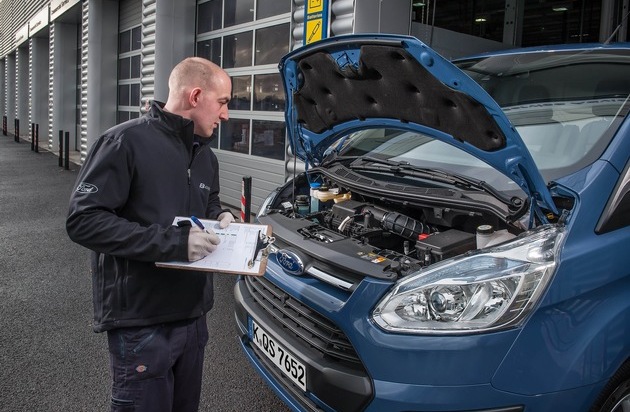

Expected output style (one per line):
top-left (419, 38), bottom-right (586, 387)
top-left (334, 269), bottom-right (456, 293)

top-left (372, 225), bottom-right (565, 334)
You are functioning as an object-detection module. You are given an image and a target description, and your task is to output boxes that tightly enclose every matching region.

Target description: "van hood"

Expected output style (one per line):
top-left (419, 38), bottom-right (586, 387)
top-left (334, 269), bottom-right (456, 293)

top-left (278, 34), bottom-right (557, 217)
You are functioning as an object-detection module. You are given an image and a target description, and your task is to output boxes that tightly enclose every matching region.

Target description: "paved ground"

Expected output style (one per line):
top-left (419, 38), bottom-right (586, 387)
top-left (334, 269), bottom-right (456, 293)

top-left (0, 135), bottom-right (289, 412)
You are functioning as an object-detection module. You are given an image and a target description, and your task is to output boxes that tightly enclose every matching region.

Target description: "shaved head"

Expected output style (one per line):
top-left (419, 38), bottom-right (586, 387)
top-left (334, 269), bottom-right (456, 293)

top-left (168, 57), bottom-right (223, 96)
top-left (163, 57), bottom-right (232, 137)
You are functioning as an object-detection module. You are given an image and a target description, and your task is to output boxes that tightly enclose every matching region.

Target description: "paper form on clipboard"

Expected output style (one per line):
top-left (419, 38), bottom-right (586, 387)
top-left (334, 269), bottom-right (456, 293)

top-left (155, 217), bottom-right (273, 276)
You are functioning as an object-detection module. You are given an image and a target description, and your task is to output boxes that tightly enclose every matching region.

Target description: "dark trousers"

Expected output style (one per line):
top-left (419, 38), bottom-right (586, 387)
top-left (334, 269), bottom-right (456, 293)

top-left (106, 316), bottom-right (209, 412)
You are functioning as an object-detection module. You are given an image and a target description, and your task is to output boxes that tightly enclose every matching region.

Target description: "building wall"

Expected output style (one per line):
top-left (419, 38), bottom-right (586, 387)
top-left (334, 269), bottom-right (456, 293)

top-left (0, 0), bottom-right (49, 57)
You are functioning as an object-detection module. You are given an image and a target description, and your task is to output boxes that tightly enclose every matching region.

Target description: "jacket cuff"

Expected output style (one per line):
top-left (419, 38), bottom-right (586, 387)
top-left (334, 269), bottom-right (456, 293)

top-left (177, 225), bottom-right (191, 261)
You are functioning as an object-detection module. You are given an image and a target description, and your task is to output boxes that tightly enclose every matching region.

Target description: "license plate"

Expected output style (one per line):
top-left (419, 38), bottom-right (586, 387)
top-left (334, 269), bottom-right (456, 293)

top-left (250, 319), bottom-right (307, 392)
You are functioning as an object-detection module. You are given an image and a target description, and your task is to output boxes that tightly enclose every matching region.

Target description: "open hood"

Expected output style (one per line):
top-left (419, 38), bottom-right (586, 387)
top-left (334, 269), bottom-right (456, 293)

top-left (279, 34), bottom-right (557, 217)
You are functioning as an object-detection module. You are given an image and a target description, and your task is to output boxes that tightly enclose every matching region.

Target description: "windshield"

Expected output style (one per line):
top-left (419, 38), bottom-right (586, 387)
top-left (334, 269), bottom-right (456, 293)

top-left (456, 48), bottom-right (630, 181)
top-left (329, 128), bottom-right (523, 193)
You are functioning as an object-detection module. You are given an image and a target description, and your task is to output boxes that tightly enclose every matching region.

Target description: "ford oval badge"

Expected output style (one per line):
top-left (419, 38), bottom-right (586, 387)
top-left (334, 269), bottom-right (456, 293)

top-left (277, 249), bottom-right (305, 276)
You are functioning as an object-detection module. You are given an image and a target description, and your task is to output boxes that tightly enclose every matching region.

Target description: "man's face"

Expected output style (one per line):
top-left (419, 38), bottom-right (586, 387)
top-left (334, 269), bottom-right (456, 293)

top-left (192, 75), bottom-right (231, 138)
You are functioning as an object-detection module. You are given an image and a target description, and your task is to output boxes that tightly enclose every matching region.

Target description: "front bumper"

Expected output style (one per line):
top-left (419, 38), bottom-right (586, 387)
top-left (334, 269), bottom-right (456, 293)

top-left (234, 273), bottom-right (600, 412)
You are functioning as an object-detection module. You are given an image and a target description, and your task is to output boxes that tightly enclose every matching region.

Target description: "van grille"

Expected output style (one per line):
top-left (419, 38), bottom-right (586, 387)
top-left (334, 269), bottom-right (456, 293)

top-left (245, 276), bottom-right (361, 364)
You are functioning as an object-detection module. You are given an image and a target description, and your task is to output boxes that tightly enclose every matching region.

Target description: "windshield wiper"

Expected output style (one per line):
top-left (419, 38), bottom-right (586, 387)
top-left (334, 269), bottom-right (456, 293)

top-left (347, 157), bottom-right (523, 208)
top-left (322, 154), bottom-right (407, 167)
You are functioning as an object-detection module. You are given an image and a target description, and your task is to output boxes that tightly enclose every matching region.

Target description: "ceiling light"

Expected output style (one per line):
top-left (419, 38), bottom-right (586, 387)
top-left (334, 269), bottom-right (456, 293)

top-left (413, 2), bottom-right (425, 6)
top-left (475, 17), bottom-right (487, 23)
top-left (552, 6), bottom-right (568, 12)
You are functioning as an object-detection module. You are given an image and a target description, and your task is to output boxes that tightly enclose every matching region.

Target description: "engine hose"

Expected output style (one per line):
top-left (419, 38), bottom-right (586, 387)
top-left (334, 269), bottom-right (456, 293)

top-left (362, 206), bottom-right (433, 240)
top-left (381, 211), bottom-right (433, 240)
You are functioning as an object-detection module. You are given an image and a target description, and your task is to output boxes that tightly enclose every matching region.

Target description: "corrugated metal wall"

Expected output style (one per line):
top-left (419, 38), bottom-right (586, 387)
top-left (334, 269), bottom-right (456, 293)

top-left (0, 0), bottom-right (49, 57)
top-left (47, 24), bottom-right (55, 148)
top-left (28, 39), bottom-right (33, 126)
top-left (80, 0), bottom-right (89, 160)
top-left (140, 0), bottom-right (157, 112)
top-left (0, 61), bottom-right (5, 117)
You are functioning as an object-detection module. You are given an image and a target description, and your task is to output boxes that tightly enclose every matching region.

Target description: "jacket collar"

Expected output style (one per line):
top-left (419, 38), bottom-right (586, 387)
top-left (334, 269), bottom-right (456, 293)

top-left (149, 101), bottom-right (214, 149)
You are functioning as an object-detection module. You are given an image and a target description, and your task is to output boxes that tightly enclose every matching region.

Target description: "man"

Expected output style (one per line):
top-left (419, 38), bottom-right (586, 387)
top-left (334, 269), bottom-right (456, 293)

top-left (66, 57), bottom-right (234, 411)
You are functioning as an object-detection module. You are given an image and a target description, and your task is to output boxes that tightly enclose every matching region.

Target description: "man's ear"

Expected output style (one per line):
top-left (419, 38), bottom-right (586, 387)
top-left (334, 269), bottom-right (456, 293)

top-left (189, 87), bottom-right (202, 107)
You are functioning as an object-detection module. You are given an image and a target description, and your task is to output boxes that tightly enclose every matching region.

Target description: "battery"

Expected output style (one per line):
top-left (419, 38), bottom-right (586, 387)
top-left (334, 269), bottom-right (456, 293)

top-left (415, 229), bottom-right (476, 264)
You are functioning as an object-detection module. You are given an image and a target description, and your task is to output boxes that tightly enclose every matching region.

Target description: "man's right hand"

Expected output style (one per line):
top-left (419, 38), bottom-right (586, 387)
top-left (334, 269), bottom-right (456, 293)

top-left (187, 227), bottom-right (221, 261)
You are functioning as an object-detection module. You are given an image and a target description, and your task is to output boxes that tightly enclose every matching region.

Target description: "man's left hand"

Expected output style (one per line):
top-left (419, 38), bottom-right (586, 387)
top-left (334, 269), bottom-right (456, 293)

top-left (217, 211), bottom-right (235, 228)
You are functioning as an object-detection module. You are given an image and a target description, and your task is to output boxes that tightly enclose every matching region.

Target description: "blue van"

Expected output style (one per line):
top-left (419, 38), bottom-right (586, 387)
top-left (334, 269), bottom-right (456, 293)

top-left (234, 34), bottom-right (630, 411)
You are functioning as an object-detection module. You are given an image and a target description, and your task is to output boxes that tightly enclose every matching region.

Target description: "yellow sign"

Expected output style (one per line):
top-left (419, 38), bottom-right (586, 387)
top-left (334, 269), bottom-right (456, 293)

top-left (303, 0), bottom-right (328, 45)
top-left (306, 19), bottom-right (323, 44)
top-left (307, 0), bottom-right (324, 14)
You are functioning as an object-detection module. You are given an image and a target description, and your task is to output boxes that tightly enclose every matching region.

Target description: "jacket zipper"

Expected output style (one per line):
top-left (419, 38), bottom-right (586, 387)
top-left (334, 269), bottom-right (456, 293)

top-left (188, 143), bottom-right (204, 185)
top-left (187, 143), bottom-right (207, 213)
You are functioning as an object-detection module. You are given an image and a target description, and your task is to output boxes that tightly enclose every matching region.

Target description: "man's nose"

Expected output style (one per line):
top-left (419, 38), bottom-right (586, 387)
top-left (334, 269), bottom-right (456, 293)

top-left (220, 107), bottom-right (229, 121)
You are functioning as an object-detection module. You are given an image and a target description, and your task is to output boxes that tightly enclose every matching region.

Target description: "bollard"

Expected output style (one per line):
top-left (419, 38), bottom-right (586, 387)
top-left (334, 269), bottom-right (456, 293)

top-left (58, 130), bottom-right (63, 167)
top-left (2, 116), bottom-right (6, 136)
top-left (241, 176), bottom-right (252, 223)
top-left (14, 119), bottom-right (19, 143)
top-left (31, 123), bottom-right (35, 151)
top-left (64, 131), bottom-right (70, 170)
top-left (35, 124), bottom-right (39, 153)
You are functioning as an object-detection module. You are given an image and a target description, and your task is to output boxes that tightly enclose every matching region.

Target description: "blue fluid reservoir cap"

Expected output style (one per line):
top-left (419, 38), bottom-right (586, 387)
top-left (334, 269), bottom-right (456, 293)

top-left (310, 182), bottom-right (321, 189)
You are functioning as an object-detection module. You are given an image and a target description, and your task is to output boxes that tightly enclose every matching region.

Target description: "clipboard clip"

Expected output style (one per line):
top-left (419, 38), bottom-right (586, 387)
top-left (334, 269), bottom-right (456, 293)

top-left (247, 231), bottom-right (275, 268)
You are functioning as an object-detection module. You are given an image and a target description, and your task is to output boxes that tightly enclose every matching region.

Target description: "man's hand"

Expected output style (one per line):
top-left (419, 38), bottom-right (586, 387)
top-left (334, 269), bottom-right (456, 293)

top-left (217, 211), bottom-right (235, 229)
top-left (187, 227), bottom-right (221, 261)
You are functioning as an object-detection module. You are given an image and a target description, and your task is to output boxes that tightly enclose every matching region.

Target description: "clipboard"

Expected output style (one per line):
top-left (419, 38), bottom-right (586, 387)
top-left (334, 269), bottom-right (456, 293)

top-left (155, 217), bottom-right (274, 276)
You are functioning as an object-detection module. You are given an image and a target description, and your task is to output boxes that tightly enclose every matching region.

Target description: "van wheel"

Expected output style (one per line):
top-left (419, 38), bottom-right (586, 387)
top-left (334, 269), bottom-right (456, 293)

top-left (592, 361), bottom-right (630, 412)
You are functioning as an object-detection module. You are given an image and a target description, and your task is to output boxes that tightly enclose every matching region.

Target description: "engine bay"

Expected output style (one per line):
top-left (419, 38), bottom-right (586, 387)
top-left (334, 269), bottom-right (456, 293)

top-left (259, 172), bottom-right (524, 280)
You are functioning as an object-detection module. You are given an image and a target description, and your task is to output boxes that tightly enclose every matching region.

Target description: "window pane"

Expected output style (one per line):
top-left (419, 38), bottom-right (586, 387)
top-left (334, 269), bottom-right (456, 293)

top-left (118, 30), bottom-right (131, 53)
top-left (255, 23), bottom-right (289, 65)
top-left (223, 31), bottom-right (253, 69)
top-left (118, 85), bottom-right (130, 106)
top-left (117, 111), bottom-right (130, 124)
top-left (131, 84), bottom-right (140, 108)
top-left (257, 0), bottom-right (291, 20)
top-left (131, 55), bottom-right (141, 78)
top-left (253, 73), bottom-right (284, 111)
top-left (522, 1), bottom-right (601, 46)
top-left (198, 0), bottom-right (223, 33)
top-left (252, 120), bottom-right (285, 160)
top-left (230, 76), bottom-right (252, 110)
top-left (129, 111), bottom-right (140, 119)
top-left (420, 1), bottom-right (505, 43)
top-left (196, 38), bottom-right (222, 65)
top-left (224, 0), bottom-right (254, 27)
top-left (131, 27), bottom-right (142, 50)
top-left (220, 119), bottom-right (250, 154)
top-left (118, 57), bottom-right (130, 80)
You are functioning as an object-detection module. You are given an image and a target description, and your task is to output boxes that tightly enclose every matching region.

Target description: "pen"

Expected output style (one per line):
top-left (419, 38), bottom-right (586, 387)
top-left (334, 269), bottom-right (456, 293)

top-left (190, 216), bottom-right (209, 233)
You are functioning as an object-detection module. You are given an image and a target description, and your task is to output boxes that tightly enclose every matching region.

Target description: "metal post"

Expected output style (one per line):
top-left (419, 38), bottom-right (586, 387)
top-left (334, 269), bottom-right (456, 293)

top-left (35, 124), bottom-right (39, 153)
top-left (241, 176), bottom-right (252, 223)
top-left (2, 116), bottom-right (6, 136)
top-left (14, 119), bottom-right (19, 143)
top-left (58, 130), bottom-right (63, 167)
top-left (31, 123), bottom-right (35, 151)
top-left (64, 131), bottom-right (70, 170)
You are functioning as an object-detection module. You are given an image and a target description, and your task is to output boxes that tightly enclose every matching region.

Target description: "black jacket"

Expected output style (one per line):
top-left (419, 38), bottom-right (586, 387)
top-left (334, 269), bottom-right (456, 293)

top-left (67, 102), bottom-right (229, 332)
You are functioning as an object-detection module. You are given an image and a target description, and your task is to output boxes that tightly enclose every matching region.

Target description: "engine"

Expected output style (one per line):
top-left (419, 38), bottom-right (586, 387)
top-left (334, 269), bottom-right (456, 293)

top-left (260, 173), bottom-right (520, 279)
